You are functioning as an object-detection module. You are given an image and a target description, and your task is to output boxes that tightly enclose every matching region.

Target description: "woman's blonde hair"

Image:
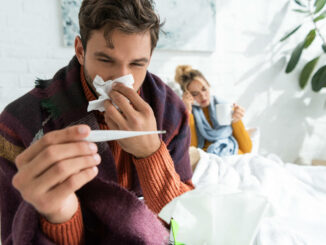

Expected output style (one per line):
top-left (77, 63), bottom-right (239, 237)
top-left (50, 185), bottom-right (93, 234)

top-left (174, 65), bottom-right (208, 91)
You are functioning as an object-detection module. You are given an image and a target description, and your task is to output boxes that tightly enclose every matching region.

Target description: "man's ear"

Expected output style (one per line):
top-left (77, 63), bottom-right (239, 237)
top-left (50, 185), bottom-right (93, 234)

top-left (75, 36), bottom-right (85, 66)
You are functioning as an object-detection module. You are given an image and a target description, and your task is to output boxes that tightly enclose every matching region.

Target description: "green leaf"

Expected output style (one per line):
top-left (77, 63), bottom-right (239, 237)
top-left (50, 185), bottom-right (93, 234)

top-left (313, 11), bottom-right (326, 22)
top-left (299, 56), bottom-right (320, 89)
top-left (294, 0), bottom-right (306, 7)
top-left (293, 9), bottom-right (310, 13)
top-left (304, 29), bottom-right (316, 48)
top-left (286, 42), bottom-right (305, 73)
top-left (280, 25), bottom-right (302, 42)
top-left (314, 0), bottom-right (326, 13)
top-left (322, 43), bottom-right (326, 52)
top-left (311, 65), bottom-right (326, 91)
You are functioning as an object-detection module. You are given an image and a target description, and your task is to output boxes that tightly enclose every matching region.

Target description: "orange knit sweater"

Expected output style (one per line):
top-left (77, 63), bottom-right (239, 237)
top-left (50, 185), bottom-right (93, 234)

top-left (40, 68), bottom-right (194, 245)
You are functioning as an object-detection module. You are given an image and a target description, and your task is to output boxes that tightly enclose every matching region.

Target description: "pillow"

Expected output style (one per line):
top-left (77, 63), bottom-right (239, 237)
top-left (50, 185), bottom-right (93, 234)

top-left (166, 80), bottom-right (183, 98)
top-left (246, 127), bottom-right (260, 154)
top-left (189, 146), bottom-right (200, 171)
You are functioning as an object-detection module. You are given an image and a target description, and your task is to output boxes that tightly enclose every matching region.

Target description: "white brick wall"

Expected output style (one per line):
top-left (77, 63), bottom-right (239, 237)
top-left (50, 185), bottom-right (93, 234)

top-left (0, 0), bottom-right (325, 163)
top-left (0, 0), bottom-right (74, 110)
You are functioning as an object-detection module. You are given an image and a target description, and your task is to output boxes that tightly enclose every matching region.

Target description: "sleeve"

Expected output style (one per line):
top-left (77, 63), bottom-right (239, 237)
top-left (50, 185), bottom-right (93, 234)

top-left (40, 200), bottom-right (84, 245)
top-left (189, 113), bottom-right (198, 147)
top-left (0, 112), bottom-right (83, 245)
top-left (232, 120), bottom-right (252, 154)
top-left (133, 141), bottom-right (194, 214)
top-left (0, 157), bottom-right (57, 245)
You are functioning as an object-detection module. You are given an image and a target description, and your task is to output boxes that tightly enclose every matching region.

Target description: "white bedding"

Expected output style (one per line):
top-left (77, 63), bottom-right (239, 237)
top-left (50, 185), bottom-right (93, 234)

top-left (192, 150), bottom-right (326, 245)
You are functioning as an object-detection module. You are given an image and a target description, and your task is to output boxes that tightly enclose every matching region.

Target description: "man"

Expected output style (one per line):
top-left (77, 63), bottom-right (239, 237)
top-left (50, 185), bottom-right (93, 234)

top-left (0, 0), bottom-right (193, 244)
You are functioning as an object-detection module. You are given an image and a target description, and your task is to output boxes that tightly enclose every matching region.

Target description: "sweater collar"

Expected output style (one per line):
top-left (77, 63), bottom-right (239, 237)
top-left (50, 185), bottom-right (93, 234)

top-left (80, 66), bottom-right (97, 102)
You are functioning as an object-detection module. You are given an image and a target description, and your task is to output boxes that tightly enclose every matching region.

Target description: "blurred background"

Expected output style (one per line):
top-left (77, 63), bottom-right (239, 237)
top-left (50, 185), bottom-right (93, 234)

top-left (0, 0), bottom-right (325, 164)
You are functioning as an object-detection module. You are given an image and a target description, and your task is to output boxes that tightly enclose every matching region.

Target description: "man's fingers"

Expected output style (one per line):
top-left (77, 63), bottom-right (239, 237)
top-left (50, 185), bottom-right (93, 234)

top-left (104, 100), bottom-right (128, 129)
top-left (104, 112), bottom-right (120, 130)
top-left (34, 154), bottom-right (101, 193)
top-left (48, 166), bottom-right (99, 200)
top-left (111, 83), bottom-right (147, 112)
top-left (106, 92), bottom-right (133, 120)
top-left (15, 125), bottom-right (91, 168)
top-left (21, 141), bottom-right (98, 179)
top-left (16, 142), bottom-right (97, 186)
top-left (109, 90), bottom-right (136, 121)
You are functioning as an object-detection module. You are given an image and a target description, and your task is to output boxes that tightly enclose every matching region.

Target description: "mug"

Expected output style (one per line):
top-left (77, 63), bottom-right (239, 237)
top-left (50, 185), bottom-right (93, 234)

top-left (216, 103), bottom-right (233, 125)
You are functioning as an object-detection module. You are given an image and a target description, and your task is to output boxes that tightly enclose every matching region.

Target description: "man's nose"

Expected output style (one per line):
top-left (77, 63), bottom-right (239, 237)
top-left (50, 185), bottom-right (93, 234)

top-left (115, 65), bottom-right (130, 79)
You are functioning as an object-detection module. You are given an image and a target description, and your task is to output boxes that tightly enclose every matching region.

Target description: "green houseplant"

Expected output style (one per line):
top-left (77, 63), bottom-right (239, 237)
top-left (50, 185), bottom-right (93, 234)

top-left (281, 0), bottom-right (326, 92)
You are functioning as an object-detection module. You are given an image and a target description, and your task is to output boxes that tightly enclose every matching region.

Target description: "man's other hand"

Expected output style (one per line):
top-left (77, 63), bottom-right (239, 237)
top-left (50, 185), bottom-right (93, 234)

top-left (104, 83), bottom-right (161, 158)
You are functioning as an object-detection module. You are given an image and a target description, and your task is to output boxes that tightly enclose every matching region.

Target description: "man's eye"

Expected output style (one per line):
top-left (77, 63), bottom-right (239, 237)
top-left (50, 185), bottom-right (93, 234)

top-left (131, 63), bottom-right (144, 67)
top-left (99, 59), bottom-right (112, 63)
top-left (191, 93), bottom-right (198, 97)
top-left (202, 87), bottom-right (207, 91)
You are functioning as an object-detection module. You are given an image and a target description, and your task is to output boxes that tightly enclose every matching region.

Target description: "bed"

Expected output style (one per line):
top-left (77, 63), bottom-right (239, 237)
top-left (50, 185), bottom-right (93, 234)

top-left (160, 148), bottom-right (326, 245)
top-left (162, 81), bottom-right (326, 244)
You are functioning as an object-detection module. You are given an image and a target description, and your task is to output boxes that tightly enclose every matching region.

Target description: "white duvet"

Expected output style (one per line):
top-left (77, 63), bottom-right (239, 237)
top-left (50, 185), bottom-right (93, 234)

top-left (192, 150), bottom-right (326, 245)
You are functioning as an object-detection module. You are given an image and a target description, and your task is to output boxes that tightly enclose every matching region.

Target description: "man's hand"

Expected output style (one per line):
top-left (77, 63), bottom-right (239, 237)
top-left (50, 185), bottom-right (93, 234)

top-left (12, 125), bottom-right (101, 224)
top-left (104, 83), bottom-right (161, 158)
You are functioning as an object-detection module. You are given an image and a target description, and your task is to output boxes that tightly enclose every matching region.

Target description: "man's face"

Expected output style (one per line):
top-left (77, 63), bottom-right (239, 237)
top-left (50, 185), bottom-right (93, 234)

top-left (75, 29), bottom-right (152, 93)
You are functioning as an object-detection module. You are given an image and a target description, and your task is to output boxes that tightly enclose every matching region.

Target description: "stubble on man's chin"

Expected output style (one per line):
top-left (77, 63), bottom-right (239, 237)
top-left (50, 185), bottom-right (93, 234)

top-left (83, 65), bottom-right (92, 86)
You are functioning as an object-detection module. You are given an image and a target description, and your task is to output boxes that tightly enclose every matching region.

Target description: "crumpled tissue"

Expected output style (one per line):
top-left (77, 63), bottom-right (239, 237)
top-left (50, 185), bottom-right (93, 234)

top-left (87, 74), bottom-right (134, 112)
top-left (159, 184), bottom-right (270, 245)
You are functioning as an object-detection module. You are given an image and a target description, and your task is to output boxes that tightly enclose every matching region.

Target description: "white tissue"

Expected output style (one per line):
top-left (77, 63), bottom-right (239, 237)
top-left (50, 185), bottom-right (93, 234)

top-left (87, 74), bottom-right (134, 112)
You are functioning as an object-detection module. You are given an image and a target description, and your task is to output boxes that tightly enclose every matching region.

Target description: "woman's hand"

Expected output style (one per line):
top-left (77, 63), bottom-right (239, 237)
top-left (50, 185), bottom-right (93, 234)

top-left (182, 91), bottom-right (194, 111)
top-left (232, 104), bottom-right (245, 123)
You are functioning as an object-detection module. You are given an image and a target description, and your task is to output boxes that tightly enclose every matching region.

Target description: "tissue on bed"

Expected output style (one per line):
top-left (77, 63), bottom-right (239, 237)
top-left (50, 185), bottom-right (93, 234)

top-left (87, 74), bottom-right (134, 112)
top-left (159, 184), bottom-right (270, 245)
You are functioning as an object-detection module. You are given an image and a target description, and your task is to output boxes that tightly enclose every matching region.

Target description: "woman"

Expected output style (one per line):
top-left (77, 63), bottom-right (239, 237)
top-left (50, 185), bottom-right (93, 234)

top-left (175, 65), bottom-right (252, 156)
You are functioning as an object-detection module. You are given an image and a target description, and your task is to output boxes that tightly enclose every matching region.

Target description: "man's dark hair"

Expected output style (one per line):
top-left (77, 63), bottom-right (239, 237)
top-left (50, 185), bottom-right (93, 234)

top-left (79, 0), bottom-right (162, 52)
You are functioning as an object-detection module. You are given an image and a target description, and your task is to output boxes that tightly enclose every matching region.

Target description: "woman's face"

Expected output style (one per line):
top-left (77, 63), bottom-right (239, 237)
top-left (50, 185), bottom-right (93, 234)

top-left (187, 77), bottom-right (210, 108)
